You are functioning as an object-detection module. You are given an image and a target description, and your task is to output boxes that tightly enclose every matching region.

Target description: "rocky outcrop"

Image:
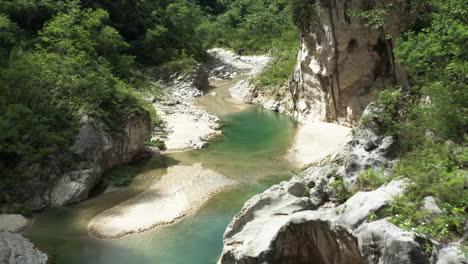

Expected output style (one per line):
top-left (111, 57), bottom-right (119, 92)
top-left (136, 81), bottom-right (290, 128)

top-left (290, 0), bottom-right (409, 125)
top-left (229, 80), bottom-right (296, 116)
top-left (165, 64), bottom-right (210, 99)
top-left (0, 232), bottom-right (47, 264)
top-left (340, 106), bottom-right (399, 188)
top-left (50, 113), bottom-right (151, 206)
top-left (151, 96), bottom-right (221, 152)
top-left (218, 104), bottom-right (466, 264)
top-left (218, 178), bottom-right (417, 264)
top-left (0, 215), bottom-right (30, 233)
top-left (208, 48), bottom-right (270, 77)
top-left (16, 113), bottom-right (151, 210)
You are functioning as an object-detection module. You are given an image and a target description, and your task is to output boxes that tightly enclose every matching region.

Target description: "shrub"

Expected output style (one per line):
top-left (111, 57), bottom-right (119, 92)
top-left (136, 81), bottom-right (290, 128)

top-left (291, 0), bottom-right (317, 29)
top-left (145, 140), bottom-right (167, 151)
top-left (384, 143), bottom-right (467, 240)
top-left (358, 168), bottom-right (390, 191)
top-left (331, 178), bottom-right (353, 203)
top-left (101, 164), bottom-right (140, 187)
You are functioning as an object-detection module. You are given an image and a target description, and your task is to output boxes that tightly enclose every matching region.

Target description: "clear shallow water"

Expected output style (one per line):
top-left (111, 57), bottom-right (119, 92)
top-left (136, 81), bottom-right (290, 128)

top-left (26, 81), bottom-right (298, 264)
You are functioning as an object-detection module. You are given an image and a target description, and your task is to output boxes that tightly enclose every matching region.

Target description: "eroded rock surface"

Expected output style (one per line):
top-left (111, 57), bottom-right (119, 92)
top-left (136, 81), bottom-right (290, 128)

top-left (218, 103), bottom-right (465, 264)
top-left (51, 113), bottom-right (151, 206)
top-left (0, 232), bottom-right (47, 264)
top-left (218, 179), bottom-right (417, 264)
top-left (0, 215), bottom-right (30, 233)
top-left (290, 0), bottom-right (409, 125)
top-left (164, 64), bottom-right (210, 99)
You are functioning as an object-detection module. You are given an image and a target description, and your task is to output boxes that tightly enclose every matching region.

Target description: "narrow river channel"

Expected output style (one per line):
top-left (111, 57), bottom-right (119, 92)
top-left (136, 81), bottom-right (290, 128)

top-left (26, 76), bottom-right (299, 264)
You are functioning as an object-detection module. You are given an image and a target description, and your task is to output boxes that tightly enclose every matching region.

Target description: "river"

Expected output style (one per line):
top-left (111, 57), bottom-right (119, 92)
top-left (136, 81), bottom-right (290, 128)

top-left (25, 76), bottom-right (298, 264)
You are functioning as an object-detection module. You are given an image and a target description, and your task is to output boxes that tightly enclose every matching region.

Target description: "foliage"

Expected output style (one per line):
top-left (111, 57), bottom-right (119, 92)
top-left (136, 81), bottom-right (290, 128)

top-left (357, 168), bottom-right (390, 191)
top-left (331, 178), bottom-right (353, 203)
top-left (395, 0), bottom-right (468, 140)
top-left (145, 140), bottom-right (167, 151)
top-left (384, 143), bottom-right (467, 240)
top-left (101, 164), bottom-right (140, 187)
top-left (290, 0), bottom-right (317, 29)
top-left (256, 30), bottom-right (300, 88)
top-left (204, 0), bottom-right (299, 54)
top-left (348, 9), bottom-right (389, 29)
top-left (354, 0), bottom-right (468, 243)
top-left (0, 6), bottom-right (155, 206)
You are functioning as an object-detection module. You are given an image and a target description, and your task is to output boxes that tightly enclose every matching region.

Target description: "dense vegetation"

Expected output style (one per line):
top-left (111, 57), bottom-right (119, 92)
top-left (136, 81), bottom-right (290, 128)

top-left (355, 0), bottom-right (467, 244)
top-left (0, 0), bottom-right (300, 211)
top-left (203, 0), bottom-right (301, 88)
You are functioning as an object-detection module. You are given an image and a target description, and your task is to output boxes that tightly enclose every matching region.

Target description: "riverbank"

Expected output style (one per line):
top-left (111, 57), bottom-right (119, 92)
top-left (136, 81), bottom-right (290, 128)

top-left (86, 48), bottom-right (277, 239)
top-left (88, 164), bottom-right (237, 239)
top-left (286, 121), bottom-right (351, 168)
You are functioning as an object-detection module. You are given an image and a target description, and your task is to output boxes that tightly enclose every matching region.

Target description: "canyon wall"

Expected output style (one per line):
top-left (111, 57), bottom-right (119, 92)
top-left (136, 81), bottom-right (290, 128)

top-left (290, 0), bottom-right (408, 125)
top-left (3, 113), bottom-right (152, 212)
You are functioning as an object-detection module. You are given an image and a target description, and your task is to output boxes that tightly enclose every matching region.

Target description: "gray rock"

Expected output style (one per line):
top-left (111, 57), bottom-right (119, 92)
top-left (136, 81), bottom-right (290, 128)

top-left (0, 232), bottom-right (47, 264)
top-left (299, 164), bottom-right (339, 207)
top-left (342, 106), bottom-right (399, 189)
top-left (357, 220), bottom-right (429, 264)
top-left (290, 0), bottom-right (408, 125)
top-left (0, 215), bottom-right (30, 233)
top-left (422, 196), bottom-right (443, 214)
top-left (51, 113), bottom-right (150, 206)
top-left (165, 64), bottom-right (209, 99)
top-left (219, 180), bottom-right (419, 264)
top-left (433, 243), bottom-right (468, 264)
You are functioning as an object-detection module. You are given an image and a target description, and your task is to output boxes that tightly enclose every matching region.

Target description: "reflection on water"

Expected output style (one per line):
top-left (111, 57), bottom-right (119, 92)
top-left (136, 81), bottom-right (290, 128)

top-left (26, 79), bottom-right (298, 264)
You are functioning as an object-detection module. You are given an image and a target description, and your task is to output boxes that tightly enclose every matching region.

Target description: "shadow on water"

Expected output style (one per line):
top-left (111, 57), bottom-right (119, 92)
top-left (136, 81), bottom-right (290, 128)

top-left (26, 105), bottom-right (298, 264)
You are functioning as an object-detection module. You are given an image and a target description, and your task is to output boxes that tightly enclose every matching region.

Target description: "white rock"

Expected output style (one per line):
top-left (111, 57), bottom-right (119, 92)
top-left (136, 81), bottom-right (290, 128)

top-left (422, 196), bottom-right (443, 214)
top-left (0, 232), bottom-right (48, 264)
top-left (0, 215), bottom-right (30, 233)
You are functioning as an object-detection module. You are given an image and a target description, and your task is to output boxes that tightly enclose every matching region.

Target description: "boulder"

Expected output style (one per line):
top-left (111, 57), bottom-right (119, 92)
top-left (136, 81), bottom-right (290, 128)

top-left (51, 113), bottom-right (151, 206)
top-left (0, 232), bottom-right (47, 264)
top-left (218, 179), bottom-right (433, 264)
top-left (422, 196), bottom-right (443, 214)
top-left (433, 243), bottom-right (468, 264)
top-left (0, 215), bottom-right (30, 233)
top-left (341, 106), bottom-right (399, 189)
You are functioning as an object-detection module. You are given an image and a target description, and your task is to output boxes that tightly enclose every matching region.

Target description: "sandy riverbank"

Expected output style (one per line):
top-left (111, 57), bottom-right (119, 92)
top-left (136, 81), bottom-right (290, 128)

top-left (88, 164), bottom-right (237, 239)
top-left (152, 98), bottom-right (222, 152)
top-left (286, 121), bottom-right (351, 168)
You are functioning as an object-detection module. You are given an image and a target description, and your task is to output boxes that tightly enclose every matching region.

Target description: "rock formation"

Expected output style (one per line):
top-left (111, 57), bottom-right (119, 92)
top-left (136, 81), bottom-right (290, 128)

top-left (0, 232), bottom-right (47, 264)
top-left (290, 0), bottom-right (409, 125)
top-left (19, 113), bottom-right (151, 210)
top-left (218, 105), bottom-right (467, 264)
top-left (50, 113), bottom-right (151, 206)
top-left (0, 214), bottom-right (47, 264)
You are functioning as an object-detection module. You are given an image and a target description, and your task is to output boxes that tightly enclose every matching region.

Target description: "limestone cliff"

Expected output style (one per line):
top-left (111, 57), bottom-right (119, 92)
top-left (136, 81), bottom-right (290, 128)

top-left (230, 0), bottom-right (412, 125)
top-left (16, 113), bottom-right (151, 211)
top-left (218, 105), bottom-right (467, 264)
top-left (290, 0), bottom-right (409, 125)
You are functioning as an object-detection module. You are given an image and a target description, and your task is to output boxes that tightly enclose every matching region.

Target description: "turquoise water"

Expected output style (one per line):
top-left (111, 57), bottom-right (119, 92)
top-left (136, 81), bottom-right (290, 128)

top-left (26, 98), bottom-right (298, 264)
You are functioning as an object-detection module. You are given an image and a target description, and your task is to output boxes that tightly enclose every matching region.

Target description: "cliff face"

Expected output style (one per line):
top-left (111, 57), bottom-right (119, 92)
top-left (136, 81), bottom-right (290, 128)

top-left (290, 0), bottom-right (408, 125)
top-left (218, 105), bottom-right (467, 264)
top-left (21, 113), bottom-right (151, 210)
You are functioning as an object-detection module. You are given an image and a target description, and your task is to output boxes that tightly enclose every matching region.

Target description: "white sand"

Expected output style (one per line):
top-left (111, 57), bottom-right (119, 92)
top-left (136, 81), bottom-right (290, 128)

top-left (161, 112), bottom-right (221, 152)
top-left (152, 99), bottom-right (221, 152)
top-left (286, 121), bottom-right (351, 168)
top-left (88, 164), bottom-right (237, 239)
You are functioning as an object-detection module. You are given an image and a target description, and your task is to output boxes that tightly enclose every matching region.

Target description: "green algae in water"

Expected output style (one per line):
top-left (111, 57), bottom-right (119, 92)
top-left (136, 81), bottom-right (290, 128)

top-left (26, 107), bottom-right (298, 264)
